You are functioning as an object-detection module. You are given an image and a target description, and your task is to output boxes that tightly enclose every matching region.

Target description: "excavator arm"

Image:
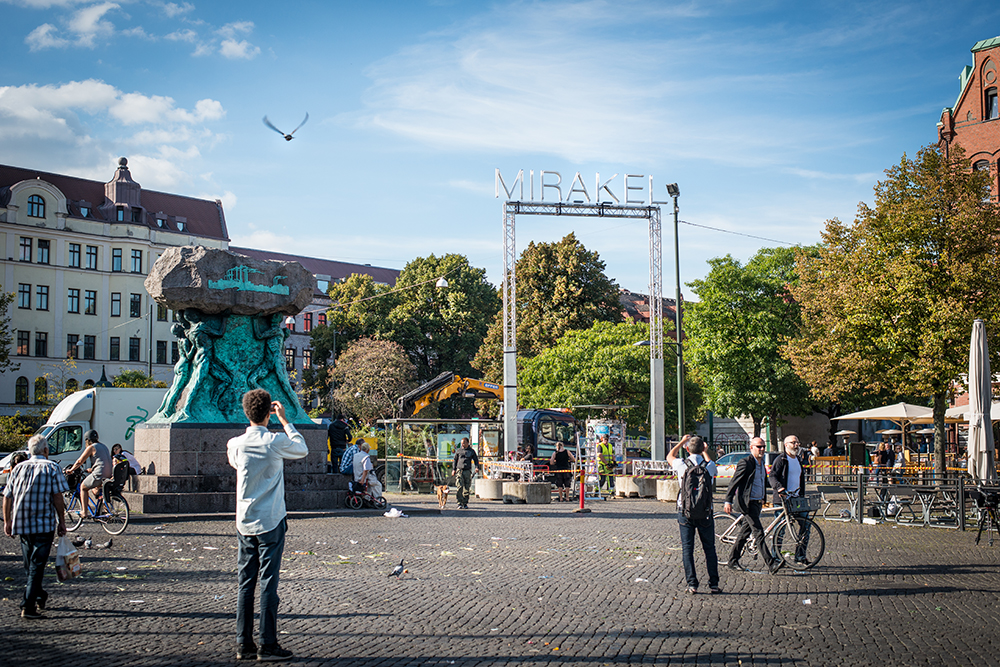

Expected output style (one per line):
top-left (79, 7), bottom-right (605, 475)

top-left (397, 372), bottom-right (502, 417)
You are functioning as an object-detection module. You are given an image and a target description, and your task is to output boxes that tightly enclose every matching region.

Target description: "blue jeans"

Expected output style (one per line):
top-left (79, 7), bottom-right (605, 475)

top-left (678, 515), bottom-right (719, 589)
top-left (237, 519), bottom-right (286, 646)
top-left (20, 532), bottom-right (53, 611)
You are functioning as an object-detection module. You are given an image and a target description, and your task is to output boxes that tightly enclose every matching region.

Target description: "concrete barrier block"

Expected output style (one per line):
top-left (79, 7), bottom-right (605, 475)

top-left (476, 478), bottom-right (504, 500)
top-left (615, 476), bottom-right (656, 497)
top-left (502, 481), bottom-right (551, 504)
top-left (657, 479), bottom-right (680, 502)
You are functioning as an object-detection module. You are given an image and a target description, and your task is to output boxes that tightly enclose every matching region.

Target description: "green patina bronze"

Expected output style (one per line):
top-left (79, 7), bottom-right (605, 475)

top-left (208, 265), bottom-right (290, 295)
top-left (148, 309), bottom-right (310, 425)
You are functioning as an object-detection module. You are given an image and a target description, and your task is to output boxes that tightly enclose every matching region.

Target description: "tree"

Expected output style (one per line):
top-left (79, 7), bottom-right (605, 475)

top-left (519, 321), bottom-right (701, 432)
top-left (331, 338), bottom-right (417, 425)
top-left (0, 289), bottom-right (17, 375)
top-left (786, 144), bottom-right (1000, 474)
top-left (685, 247), bottom-right (813, 449)
top-left (473, 233), bottom-right (622, 392)
top-left (112, 369), bottom-right (166, 388)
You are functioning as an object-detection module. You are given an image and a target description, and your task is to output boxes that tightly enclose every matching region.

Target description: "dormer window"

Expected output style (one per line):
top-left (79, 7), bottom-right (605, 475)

top-left (177, 221), bottom-right (185, 232)
top-left (117, 206), bottom-right (125, 222)
top-left (79, 205), bottom-right (89, 218)
top-left (987, 87), bottom-right (998, 120)
top-left (131, 208), bottom-right (142, 222)
top-left (156, 217), bottom-right (165, 228)
top-left (27, 195), bottom-right (45, 218)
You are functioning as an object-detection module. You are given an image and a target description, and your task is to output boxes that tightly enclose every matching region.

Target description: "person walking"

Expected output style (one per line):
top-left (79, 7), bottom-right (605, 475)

top-left (549, 442), bottom-right (576, 502)
top-left (724, 437), bottom-right (782, 574)
top-left (327, 415), bottom-right (350, 474)
top-left (227, 390), bottom-right (308, 661)
top-left (452, 438), bottom-right (479, 509)
top-left (769, 435), bottom-right (812, 564)
top-left (2, 434), bottom-right (69, 619)
top-left (667, 434), bottom-right (720, 594)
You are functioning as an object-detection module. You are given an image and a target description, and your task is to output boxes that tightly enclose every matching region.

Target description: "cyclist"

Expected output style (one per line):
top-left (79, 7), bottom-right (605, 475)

top-left (769, 435), bottom-right (812, 562)
top-left (723, 437), bottom-right (782, 574)
top-left (66, 430), bottom-right (111, 521)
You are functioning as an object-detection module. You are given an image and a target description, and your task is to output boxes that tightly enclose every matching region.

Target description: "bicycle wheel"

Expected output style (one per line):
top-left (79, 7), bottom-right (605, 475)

top-left (347, 494), bottom-right (363, 510)
top-left (771, 516), bottom-right (825, 570)
top-left (373, 496), bottom-right (387, 510)
top-left (101, 495), bottom-right (129, 535)
top-left (713, 512), bottom-right (738, 545)
top-left (64, 491), bottom-right (84, 532)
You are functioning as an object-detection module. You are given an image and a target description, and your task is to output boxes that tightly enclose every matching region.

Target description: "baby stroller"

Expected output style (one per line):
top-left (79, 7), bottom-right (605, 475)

top-left (345, 480), bottom-right (387, 510)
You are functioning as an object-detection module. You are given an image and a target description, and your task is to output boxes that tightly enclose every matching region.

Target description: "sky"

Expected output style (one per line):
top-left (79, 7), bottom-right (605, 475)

top-left (2, 0), bottom-right (1000, 297)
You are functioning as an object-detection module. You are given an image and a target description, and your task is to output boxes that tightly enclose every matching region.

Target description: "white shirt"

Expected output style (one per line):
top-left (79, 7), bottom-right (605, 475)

top-left (353, 450), bottom-right (373, 482)
top-left (786, 456), bottom-right (802, 497)
top-left (227, 424), bottom-right (308, 536)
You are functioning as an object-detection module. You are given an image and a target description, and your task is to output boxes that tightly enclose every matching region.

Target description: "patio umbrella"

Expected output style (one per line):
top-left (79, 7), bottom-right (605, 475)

top-left (967, 319), bottom-right (996, 484)
top-left (835, 403), bottom-right (933, 423)
top-left (914, 428), bottom-right (935, 435)
top-left (833, 429), bottom-right (856, 436)
top-left (876, 429), bottom-right (903, 435)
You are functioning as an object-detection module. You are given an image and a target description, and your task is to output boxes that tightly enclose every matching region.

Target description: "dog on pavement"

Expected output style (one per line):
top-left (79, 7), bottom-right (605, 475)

top-left (434, 485), bottom-right (449, 509)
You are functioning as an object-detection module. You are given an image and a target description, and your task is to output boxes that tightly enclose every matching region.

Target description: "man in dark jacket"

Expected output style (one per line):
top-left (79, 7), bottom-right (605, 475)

top-left (452, 438), bottom-right (479, 509)
top-left (769, 435), bottom-right (813, 563)
top-left (327, 416), bottom-right (350, 474)
top-left (723, 437), bottom-right (781, 574)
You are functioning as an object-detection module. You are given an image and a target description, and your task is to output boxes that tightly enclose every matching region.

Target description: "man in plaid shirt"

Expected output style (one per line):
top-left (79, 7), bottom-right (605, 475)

top-left (2, 434), bottom-right (69, 619)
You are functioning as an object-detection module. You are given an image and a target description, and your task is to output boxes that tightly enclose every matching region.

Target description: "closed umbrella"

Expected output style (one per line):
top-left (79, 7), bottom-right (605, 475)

top-left (967, 319), bottom-right (996, 484)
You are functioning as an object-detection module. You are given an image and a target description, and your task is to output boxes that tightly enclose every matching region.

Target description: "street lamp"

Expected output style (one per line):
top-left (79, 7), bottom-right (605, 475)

top-left (666, 183), bottom-right (684, 438)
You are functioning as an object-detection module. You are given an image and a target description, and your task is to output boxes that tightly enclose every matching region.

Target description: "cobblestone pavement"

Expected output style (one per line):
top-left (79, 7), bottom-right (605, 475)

top-left (2, 494), bottom-right (1000, 666)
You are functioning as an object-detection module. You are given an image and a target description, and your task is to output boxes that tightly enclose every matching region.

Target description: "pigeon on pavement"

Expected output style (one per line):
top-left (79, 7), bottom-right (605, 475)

top-left (389, 559), bottom-right (404, 578)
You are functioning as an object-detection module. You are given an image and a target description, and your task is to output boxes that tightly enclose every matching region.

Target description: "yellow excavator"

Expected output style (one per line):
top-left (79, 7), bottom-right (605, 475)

top-left (397, 372), bottom-right (502, 417)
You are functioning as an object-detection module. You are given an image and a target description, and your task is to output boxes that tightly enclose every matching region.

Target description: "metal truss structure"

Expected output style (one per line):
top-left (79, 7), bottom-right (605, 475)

top-left (501, 200), bottom-right (666, 459)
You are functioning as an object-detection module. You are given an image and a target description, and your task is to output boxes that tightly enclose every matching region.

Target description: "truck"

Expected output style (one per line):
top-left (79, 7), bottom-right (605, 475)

top-left (0, 387), bottom-right (167, 483)
top-left (517, 409), bottom-right (577, 460)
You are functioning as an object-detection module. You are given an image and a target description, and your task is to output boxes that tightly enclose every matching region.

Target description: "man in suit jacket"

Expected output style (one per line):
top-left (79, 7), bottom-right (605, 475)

top-left (723, 437), bottom-right (782, 574)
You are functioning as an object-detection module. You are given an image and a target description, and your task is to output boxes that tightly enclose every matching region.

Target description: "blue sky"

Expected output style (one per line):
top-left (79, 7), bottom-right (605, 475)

top-left (2, 0), bottom-right (999, 295)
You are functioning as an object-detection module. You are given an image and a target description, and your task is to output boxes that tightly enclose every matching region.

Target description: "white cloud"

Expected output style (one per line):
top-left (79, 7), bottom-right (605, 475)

top-left (3, 0), bottom-right (88, 7)
top-left (24, 1), bottom-right (119, 50)
top-left (25, 23), bottom-right (69, 50)
top-left (217, 20), bottom-right (253, 39)
top-left (161, 1), bottom-right (193, 18)
top-left (121, 25), bottom-right (153, 39)
top-left (165, 28), bottom-right (197, 42)
top-left (199, 190), bottom-right (237, 212)
top-left (219, 38), bottom-right (259, 60)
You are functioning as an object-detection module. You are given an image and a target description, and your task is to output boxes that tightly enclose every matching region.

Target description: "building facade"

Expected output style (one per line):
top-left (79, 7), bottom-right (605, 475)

top-left (938, 35), bottom-right (1000, 187)
top-left (0, 159), bottom-right (398, 415)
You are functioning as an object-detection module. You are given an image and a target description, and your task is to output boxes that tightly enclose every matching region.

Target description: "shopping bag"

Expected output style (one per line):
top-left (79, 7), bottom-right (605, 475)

top-left (55, 535), bottom-right (81, 581)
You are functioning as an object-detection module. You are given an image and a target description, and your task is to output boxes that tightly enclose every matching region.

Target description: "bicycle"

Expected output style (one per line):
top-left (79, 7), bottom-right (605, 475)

top-left (714, 494), bottom-right (825, 570)
top-left (63, 462), bottom-right (130, 536)
top-left (971, 488), bottom-right (1000, 546)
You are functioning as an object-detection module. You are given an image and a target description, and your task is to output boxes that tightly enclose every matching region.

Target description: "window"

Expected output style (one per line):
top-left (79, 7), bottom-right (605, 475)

top-left (17, 331), bottom-right (29, 356)
top-left (117, 207), bottom-right (125, 222)
top-left (130, 293), bottom-right (142, 318)
top-left (177, 221), bottom-right (185, 232)
top-left (36, 286), bottom-right (48, 311)
top-left (37, 240), bottom-right (50, 264)
top-left (285, 347), bottom-right (295, 371)
top-left (303, 349), bottom-right (312, 369)
top-left (112, 248), bottom-right (122, 272)
top-left (110, 337), bottom-right (120, 361)
top-left (67, 288), bottom-right (80, 313)
top-left (129, 337), bottom-right (141, 362)
top-left (49, 425), bottom-right (83, 456)
top-left (34, 332), bottom-right (47, 357)
top-left (67, 334), bottom-right (79, 358)
top-left (82, 379), bottom-right (94, 389)
top-left (131, 249), bottom-right (143, 273)
top-left (68, 243), bottom-right (81, 268)
top-left (86, 245), bottom-right (98, 270)
top-left (19, 237), bottom-right (32, 262)
top-left (15, 377), bottom-right (28, 404)
top-left (286, 317), bottom-right (296, 332)
top-left (171, 341), bottom-right (179, 364)
top-left (131, 208), bottom-right (142, 223)
top-left (18, 284), bottom-right (31, 309)
top-left (111, 293), bottom-right (121, 317)
top-left (27, 195), bottom-right (45, 218)
top-left (156, 340), bottom-right (167, 365)
top-left (67, 379), bottom-right (78, 393)
top-left (80, 205), bottom-right (90, 218)
top-left (83, 335), bottom-right (95, 360)
top-left (34, 378), bottom-right (47, 404)
top-left (84, 290), bottom-right (97, 315)
top-left (304, 313), bottom-right (313, 332)
top-left (988, 87), bottom-right (999, 120)
top-left (157, 304), bottom-right (168, 321)
top-left (318, 313), bottom-right (327, 327)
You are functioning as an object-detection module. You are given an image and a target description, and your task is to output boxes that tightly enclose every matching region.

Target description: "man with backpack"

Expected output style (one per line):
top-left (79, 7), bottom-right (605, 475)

top-left (667, 434), bottom-right (720, 595)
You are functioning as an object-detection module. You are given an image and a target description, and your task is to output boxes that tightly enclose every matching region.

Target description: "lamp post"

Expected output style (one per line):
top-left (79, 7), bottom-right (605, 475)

top-left (666, 183), bottom-right (684, 438)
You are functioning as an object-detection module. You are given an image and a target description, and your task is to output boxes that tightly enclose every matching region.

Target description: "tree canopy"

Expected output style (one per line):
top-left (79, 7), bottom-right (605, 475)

top-left (473, 232), bottom-right (622, 391)
top-left (0, 289), bottom-right (17, 376)
top-left (331, 338), bottom-right (417, 425)
top-left (519, 321), bottom-right (701, 432)
top-left (685, 247), bottom-right (812, 447)
top-left (786, 144), bottom-right (1000, 473)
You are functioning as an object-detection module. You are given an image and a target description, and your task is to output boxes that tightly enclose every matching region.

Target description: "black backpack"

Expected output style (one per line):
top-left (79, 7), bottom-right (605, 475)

top-left (680, 459), bottom-right (714, 520)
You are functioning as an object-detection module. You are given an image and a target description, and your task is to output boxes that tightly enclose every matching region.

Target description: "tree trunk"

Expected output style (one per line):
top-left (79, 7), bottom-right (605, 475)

top-left (752, 417), bottom-right (762, 438)
top-left (769, 411), bottom-right (779, 451)
top-left (933, 391), bottom-right (947, 478)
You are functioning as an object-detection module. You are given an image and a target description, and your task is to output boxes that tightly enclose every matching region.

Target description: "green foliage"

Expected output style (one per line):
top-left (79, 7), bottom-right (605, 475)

top-left (473, 233), bottom-right (622, 396)
top-left (331, 338), bottom-right (417, 425)
top-left (112, 369), bottom-right (166, 388)
top-left (519, 321), bottom-right (700, 432)
top-left (0, 288), bottom-right (18, 375)
top-left (0, 412), bottom-right (32, 453)
top-left (787, 144), bottom-right (1000, 472)
top-left (685, 247), bottom-right (813, 443)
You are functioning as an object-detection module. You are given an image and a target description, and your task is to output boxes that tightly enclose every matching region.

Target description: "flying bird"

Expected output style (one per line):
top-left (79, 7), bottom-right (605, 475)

top-left (263, 113), bottom-right (309, 141)
top-left (389, 559), bottom-right (404, 578)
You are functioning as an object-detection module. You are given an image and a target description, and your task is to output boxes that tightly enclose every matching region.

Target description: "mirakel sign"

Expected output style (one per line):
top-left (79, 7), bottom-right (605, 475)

top-left (495, 169), bottom-right (673, 206)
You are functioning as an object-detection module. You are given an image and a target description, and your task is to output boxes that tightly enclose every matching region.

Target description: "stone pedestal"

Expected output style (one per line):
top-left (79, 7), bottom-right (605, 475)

top-left (476, 478), bottom-right (504, 500)
top-left (657, 479), bottom-right (680, 502)
top-left (615, 476), bottom-right (657, 498)
top-left (125, 422), bottom-right (348, 514)
top-left (502, 481), bottom-right (552, 504)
